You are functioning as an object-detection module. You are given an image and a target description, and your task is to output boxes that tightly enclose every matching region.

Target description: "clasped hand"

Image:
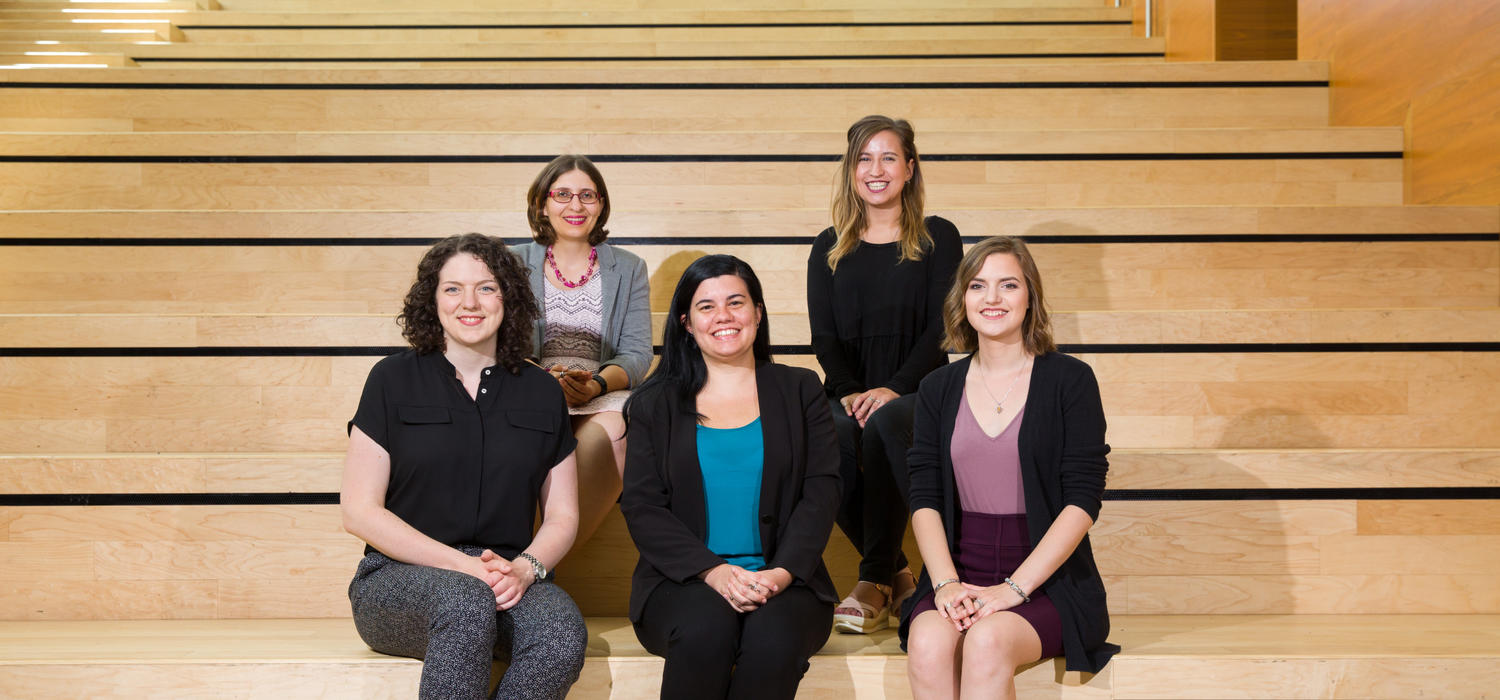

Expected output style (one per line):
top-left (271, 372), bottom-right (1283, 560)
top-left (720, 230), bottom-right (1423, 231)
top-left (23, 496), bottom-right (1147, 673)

top-left (550, 364), bottom-right (601, 407)
top-left (840, 387), bottom-right (899, 428)
top-left (933, 580), bottom-right (1026, 632)
top-left (465, 549), bottom-right (535, 611)
top-left (703, 564), bottom-right (792, 613)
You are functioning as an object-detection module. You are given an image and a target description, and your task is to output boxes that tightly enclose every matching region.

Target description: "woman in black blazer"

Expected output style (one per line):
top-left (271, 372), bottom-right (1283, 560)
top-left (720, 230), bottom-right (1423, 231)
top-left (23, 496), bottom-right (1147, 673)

top-left (903, 237), bottom-right (1118, 700)
top-left (621, 254), bottom-right (841, 700)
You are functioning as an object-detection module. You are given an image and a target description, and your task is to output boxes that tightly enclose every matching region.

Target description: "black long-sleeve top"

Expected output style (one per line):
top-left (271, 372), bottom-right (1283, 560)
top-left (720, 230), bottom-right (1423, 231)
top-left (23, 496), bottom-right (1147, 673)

top-left (806, 216), bottom-right (963, 398)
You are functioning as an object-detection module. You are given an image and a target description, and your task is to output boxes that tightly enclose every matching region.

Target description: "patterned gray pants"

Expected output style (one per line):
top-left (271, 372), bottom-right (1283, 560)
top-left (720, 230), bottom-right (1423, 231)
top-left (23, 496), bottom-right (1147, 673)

top-left (349, 547), bottom-right (588, 700)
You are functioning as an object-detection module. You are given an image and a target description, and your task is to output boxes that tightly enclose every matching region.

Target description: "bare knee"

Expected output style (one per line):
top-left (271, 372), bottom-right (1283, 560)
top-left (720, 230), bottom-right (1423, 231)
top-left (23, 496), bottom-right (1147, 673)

top-left (962, 616), bottom-right (1036, 674)
top-left (906, 614), bottom-right (960, 685)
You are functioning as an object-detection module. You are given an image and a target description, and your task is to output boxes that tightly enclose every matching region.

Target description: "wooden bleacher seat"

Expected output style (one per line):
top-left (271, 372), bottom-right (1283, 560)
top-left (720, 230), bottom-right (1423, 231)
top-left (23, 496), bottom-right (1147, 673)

top-left (2, 615), bottom-right (1497, 698)
top-left (3, 0), bottom-right (1498, 696)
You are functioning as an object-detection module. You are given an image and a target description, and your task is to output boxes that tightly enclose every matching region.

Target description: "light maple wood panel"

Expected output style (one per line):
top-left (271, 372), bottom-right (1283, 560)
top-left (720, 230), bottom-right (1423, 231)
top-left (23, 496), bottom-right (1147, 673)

top-left (9, 449), bottom-right (1499, 495)
top-left (3, 615), bottom-right (1495, 699)
top-left (0, 86), bottom-right (1332, 132)
top-left (5, 502), bottom-right (1497, 618)
top-left (9, 307), bottom-right (1499, 348)
top-left (2, 353), bottom-right (1497, 451)
top-left (1109, 449), bottom-right (1500, 489)
top-left (0, 60), bottom-right (1329, 86)
top-left (1357, 499), bottom-right (1500, 535)
top-left (1164, 0), bottom-right (1215, 61)
top-left (1300, 0), bottom-right (1500, 204)
top-left (169, 6), bottom-right (1130, 27)
top-left (1125, 574), bottom-right (1500, 614)
top-left (8, 239), bottom-right (1490, 313)
top-left (2, 206), bottom-right (1490, 239)
top-left (0, 159), bottom-right (1400, 210)
top-left (0, 127), bottom-right (1403, 157)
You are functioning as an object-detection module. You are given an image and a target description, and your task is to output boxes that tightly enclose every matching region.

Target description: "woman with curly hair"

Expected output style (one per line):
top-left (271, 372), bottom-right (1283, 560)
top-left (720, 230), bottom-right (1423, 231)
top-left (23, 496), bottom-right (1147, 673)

top-left (514, 155), bottom-right (652, 550)
top-left (342, 233), bottom-right (588, 699)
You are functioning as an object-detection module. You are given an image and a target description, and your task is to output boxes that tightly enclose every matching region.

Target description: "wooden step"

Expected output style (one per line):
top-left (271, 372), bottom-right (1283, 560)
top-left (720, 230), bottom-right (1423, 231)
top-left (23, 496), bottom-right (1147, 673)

top-left (0, 352), bottom-right (1497, 452)
top-left (0, 161), bottom-right (1403, 210)
top-left (2, 205), bottom-right (1491, 239)
top-left (3, 238), bottom-right (1493, 313)
top-left (7, 308), bottom-right (1499, 348)
top-left (10, 448), bottom-right (1497, 494)
top-left (2, 498), bottom-right (1498, 618)
top-left (0, 616), bottom-right (1496, 698)
top-left (0, 127), bottom-right (1403, 156)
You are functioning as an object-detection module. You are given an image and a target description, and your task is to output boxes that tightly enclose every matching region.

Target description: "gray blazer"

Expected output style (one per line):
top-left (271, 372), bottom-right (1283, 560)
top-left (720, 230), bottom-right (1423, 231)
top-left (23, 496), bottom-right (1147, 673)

top-left (513, 241), bottom-right (653, 388)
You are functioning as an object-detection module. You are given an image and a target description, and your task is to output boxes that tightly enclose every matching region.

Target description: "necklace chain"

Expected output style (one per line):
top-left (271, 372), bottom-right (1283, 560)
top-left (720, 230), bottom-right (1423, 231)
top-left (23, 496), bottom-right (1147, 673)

top-left (977, 356), bottom-right (1031, 414)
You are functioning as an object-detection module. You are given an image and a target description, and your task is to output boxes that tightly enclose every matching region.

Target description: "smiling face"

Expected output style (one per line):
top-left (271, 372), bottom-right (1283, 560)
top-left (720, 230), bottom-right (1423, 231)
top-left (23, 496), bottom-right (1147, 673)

top-left (853, 129), bottom-right (914, 211)
top-left (682, 274), bottom-right (762, 365)
top-left (544, 168), bottom-right (602, 244)
top-left (435, 253), bottom-right (504, 355)
top-left (964, 253), bottom-right (1030, 344)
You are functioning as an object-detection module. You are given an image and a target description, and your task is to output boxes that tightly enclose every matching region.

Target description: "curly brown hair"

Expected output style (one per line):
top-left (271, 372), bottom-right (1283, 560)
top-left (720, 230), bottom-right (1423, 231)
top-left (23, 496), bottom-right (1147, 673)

top-left (397, 233), bottom-right (538, 373)
top-left (941, 236), bottom-right (1056, 356)
top-left (525, 154), bottom-right (612, 246)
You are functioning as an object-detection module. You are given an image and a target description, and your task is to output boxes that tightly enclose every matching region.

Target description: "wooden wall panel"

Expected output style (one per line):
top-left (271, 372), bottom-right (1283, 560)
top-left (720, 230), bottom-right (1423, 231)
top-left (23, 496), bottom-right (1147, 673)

top-left (1300, 0), bottom-right (1500, 204)
top-left (1216, 0), bottom-right (1296, 60)
top-left (1165, 0), bottom-right (1216, 61)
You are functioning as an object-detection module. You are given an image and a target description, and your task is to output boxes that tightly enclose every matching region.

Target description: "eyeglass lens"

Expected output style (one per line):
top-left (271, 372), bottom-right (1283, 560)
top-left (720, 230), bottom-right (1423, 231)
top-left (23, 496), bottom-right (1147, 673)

top-left (549, 189), bottom-right (599, 204)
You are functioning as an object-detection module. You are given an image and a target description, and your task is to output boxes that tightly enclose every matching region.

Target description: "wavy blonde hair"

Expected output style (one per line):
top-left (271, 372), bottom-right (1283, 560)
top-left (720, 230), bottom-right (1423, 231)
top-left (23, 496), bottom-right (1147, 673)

top-left (941, 236), bottom-right (1056, 355)
top-left (826, 115), bottom-right (929, 273)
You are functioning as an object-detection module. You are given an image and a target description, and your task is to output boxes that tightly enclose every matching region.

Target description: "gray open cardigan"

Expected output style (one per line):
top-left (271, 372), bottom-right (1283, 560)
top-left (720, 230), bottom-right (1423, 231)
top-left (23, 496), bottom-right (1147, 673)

top-left (901, 351), bottom-right (1120, 674)
top-left (513, 241), bottom-right (653, 388)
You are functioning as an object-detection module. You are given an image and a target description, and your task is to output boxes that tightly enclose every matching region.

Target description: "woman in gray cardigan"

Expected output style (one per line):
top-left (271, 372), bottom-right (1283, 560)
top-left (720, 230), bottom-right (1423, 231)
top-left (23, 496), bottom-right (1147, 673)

top-left (514, 155), bottom-right (652, 549)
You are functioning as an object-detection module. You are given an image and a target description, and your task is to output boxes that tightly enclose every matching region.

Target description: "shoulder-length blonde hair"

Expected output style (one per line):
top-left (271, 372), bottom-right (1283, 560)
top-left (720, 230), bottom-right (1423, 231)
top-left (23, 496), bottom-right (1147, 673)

top-left (826, 115), bottom-right (930, 272)
top-left (941, 236), bottom-right (1056, 355)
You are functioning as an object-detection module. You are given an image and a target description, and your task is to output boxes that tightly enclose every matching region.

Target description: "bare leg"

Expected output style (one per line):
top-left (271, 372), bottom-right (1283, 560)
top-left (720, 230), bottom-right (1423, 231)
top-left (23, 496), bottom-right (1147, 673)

top-left (958, 612), bottom-right (1042, 700)
top-left (906, 610), bottom-right (963, 700)
top-left (569, 411), bottom-right (626, 551)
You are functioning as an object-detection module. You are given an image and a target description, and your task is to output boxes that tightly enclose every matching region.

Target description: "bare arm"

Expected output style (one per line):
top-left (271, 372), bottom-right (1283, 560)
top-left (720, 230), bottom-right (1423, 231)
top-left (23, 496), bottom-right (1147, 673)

top-left (340, 426), bottom-right (506, 584)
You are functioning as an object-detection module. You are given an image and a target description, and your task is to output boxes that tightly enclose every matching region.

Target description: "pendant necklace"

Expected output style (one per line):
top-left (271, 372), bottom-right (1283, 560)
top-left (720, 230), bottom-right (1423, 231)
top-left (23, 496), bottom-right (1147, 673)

top-left (977, 356), bottom-right (1031, 414)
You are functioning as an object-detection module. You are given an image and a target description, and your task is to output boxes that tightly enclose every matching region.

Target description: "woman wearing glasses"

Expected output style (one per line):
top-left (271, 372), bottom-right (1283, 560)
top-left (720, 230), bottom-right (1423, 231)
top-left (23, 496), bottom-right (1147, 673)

top-left (808, 115), bottom-right (963, 634)
top-left (515, 155), bottom-right (652, 551)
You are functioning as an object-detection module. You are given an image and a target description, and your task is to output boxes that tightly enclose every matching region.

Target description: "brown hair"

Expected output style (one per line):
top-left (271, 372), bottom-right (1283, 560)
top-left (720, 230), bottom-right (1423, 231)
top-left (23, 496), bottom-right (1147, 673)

top-left (826, 115), bottom-right (930, 272)
top-left (941, 236), bottom-right (1056, 355)
top-left (397, 233), bottom-right (538, 373)
top-left (525, 154), bottom-right (611, 246)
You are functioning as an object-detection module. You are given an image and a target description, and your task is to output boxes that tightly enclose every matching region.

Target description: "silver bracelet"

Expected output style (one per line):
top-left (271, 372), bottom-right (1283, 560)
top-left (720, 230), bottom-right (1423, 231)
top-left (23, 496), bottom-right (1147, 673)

top-left (517, 552), bottom-right (548, 581)
top-left (933, 577), bottom-right (959, 592)
top-left (1003, 577), bottom-right (1031, 603)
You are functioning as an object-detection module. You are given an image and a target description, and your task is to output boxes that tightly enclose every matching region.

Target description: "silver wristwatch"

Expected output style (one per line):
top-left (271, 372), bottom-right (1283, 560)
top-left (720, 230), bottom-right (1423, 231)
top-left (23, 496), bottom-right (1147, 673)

top-left (517, 552), bottom-right (547, 581)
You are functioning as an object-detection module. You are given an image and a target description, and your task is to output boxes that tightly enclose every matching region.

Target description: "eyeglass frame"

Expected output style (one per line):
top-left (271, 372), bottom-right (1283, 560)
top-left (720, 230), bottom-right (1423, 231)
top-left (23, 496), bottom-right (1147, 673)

top-left (547, 188), bottom-right (602, 205)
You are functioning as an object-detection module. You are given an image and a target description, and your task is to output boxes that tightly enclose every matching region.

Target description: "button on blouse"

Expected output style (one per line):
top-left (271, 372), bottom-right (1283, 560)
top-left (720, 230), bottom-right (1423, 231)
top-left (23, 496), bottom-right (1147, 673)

top-left (349, 350), bottom-right (577, 559)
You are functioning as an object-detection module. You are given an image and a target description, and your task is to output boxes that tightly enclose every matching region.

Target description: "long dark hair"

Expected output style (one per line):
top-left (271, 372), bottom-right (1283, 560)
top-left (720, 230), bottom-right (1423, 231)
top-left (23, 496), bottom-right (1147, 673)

top-left (627, 254), bottom-right (772, 421)
top-left (396, 233), bottom-right (537, 374)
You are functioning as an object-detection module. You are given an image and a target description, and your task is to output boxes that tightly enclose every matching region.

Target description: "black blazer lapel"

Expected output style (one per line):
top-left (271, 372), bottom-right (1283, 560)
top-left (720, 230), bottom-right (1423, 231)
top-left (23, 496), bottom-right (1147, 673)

top-left (755, 363), bottom-right (789, 555)
top-left (667, 401), bottom-right (708, 540)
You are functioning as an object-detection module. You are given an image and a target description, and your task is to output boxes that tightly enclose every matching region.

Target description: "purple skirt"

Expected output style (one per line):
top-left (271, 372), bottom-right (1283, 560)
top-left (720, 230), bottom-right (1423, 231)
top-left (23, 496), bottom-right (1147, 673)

top-left (909, 511), bottom-right (1064, 660)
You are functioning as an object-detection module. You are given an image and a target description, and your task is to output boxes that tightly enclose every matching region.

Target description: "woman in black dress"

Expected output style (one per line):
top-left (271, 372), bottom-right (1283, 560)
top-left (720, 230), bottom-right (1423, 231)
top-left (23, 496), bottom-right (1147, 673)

top-left (807, 114), bottom-right (962, 633)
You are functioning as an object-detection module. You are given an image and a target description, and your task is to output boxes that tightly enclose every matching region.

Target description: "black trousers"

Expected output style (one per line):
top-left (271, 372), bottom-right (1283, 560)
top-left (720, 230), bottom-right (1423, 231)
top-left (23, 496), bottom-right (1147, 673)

top-left (829, 393), bottom-right (915, 585)
top-left (633, 578), bottom-right (833, 700)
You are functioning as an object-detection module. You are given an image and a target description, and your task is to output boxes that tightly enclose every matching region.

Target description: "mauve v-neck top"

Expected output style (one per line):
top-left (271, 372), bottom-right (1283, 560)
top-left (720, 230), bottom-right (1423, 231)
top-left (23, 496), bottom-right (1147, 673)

top-left (951, 389), bottom-right (1026, 515)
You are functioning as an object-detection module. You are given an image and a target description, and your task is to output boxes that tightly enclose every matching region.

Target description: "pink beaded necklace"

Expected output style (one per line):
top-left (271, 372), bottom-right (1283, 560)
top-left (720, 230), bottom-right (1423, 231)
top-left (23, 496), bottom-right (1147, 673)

top-left (545, 245), bottom-right (598, 288)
